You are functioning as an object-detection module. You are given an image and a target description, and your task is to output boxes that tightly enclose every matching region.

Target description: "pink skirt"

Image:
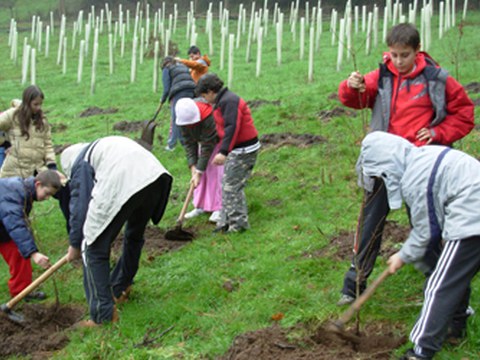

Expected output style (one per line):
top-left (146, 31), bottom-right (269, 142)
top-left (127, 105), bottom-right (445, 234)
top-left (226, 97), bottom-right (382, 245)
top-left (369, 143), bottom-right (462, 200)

top-left (193, 144), bottom-right (224, 212)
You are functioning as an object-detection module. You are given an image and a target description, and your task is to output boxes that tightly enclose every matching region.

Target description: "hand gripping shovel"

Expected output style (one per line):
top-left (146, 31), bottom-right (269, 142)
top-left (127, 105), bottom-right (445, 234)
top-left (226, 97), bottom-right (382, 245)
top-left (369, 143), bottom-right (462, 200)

top-left (1, 254), bottom-right (69, 324)
top-left (165, 183), bottom-right (195, 241)
top-left (328, 268), bottom-right (391, 341)
top-left (138, 103), bottom-right (163, 151)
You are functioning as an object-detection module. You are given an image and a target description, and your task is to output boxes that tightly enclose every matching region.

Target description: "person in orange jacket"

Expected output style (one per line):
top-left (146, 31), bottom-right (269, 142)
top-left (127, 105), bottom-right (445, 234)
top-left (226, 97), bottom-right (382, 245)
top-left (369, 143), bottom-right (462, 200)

top-left (176, 46), bottom-right (211, 84)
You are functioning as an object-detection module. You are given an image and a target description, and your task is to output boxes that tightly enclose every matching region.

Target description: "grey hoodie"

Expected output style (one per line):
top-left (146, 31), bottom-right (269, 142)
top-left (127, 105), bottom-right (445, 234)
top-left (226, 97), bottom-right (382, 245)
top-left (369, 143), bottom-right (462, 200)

top-left (357, 132), bottom-right (480, 268)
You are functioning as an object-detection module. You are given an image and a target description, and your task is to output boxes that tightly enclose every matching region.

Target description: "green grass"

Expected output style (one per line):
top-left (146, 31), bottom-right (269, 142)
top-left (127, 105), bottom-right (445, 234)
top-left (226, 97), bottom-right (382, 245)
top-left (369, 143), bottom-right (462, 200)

top-left (1, 3), bottom-right (480, 359)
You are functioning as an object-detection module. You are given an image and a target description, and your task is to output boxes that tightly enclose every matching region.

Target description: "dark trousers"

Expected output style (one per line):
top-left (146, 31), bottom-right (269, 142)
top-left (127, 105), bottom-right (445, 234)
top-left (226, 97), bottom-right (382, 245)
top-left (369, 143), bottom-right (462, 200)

top-left (411, 236), bottom-right (480, 358)
top-left (82, 176), bottom-right (167, 323)
top-left (342, 178), bottom-right (390, 297)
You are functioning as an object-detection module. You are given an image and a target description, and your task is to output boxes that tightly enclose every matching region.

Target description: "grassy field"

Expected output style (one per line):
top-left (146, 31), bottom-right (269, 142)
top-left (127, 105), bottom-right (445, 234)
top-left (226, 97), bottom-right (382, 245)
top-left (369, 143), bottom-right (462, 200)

top-left (1, 1), bottom-right (480, 359)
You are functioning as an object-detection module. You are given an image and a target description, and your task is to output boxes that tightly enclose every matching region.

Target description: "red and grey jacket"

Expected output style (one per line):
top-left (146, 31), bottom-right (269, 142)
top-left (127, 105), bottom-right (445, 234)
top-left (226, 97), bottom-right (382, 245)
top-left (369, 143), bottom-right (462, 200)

top-left (338, 52), bottom-right (474, 146)
top-left (213, 88), bottom-right (259, 156)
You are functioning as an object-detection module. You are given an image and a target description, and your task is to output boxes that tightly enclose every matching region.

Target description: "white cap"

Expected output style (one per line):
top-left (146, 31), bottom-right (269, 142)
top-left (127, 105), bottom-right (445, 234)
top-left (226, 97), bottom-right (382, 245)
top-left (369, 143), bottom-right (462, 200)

top-left (175, 98), bottom-right (200, 126)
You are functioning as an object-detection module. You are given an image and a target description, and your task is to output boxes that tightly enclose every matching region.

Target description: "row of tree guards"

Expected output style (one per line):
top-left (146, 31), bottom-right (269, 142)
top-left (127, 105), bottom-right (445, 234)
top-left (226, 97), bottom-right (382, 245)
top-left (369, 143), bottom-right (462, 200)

top-left (7, 0), bottom-right (469, 94)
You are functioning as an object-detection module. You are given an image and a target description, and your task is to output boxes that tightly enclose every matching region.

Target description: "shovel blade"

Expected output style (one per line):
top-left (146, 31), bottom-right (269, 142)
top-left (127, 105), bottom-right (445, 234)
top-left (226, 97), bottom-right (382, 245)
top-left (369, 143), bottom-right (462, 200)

top-left (164, 226), bottom-right (194, 241)
top-left (1, 303), bottom-right (25, 324)
top-left (140, 120), bottom-right (157, 148)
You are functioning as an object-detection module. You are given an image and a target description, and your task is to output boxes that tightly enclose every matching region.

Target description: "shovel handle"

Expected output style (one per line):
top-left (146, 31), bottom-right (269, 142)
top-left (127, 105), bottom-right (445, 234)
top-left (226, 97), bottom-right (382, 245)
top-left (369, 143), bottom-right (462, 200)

top-left (152, 102), bottom-right (164, 122)
top-left (337, 267), bottom-right (391, 326)
top-left (6, 254), bottom-right (69, 310)
top-left (177, 182), bottom-right (196, 225)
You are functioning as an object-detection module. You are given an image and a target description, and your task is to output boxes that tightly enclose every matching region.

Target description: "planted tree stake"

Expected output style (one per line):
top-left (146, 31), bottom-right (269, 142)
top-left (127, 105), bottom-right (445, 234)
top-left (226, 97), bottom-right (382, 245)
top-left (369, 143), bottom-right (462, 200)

top-left (140, 27), bottom-right (144, 65)
top-left (228, 34), bottom-right (234, 88)
top-left (78, 40), bottom-right (85, 83)
top-left (153, 40), bottom-right (159, 92)
top-left (336, 18), bottom-right (345, 71)
top-left (130, 36), bottom-right (137, 83)
top-left (108, 33), bottom-right (114, 74)
top-left (30, 48), bottom-right (36, 85)
top-left (299, 17), bottom-right (305, 60)
top-left (91, 41), bottom-right (98, 94)
top-left (62, 37), bottom-right (67, 75)
top-left (21, 42), bottom-right (30, 85)
top-left (256, 26), bottom-right (263, 77)
top-left (308, 26), bottom-right (314, 82)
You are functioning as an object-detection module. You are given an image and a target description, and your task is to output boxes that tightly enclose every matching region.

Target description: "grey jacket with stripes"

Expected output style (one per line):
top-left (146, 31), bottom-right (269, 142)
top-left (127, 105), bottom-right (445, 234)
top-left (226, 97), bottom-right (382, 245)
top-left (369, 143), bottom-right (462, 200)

top-left (356, 131), bottom-right (480, 269)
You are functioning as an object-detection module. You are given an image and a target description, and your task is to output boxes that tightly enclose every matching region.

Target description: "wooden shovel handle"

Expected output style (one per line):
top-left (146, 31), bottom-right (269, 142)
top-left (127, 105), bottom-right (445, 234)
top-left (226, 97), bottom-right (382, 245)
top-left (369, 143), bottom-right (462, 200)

top-left (152, 102), bottom-right (163, 122)
top-left (338, 268), bottom-right (391, 326)
top-left (177, 182), bottom-right (196, 225)
top-left (6, 254), bottom-right (69, 310)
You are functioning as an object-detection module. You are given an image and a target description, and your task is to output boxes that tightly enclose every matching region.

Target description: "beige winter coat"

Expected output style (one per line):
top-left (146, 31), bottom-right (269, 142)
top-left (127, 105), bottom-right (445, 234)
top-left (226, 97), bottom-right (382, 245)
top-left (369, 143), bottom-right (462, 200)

top-left (0, 107), bottom-right (56, 178)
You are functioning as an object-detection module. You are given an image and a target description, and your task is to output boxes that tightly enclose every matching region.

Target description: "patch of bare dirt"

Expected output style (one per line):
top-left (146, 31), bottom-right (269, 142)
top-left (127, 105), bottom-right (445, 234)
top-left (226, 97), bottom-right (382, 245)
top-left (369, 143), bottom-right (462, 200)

top-left (259, 133), bottom-right (326, 149)
top-left (113, 120), bottom-right (145, 132)
top-left (79, 107), bottom-right (118, 117)
top-left (111, 226), bottom-right (193, 262)
top-left (247, 99), bottom-right (281, 109)
top-left (218, 321), bottom-right (406, 360)
top-left (0, 304), bottom-right (84, 359)
top-left (318, 107), bottom-right (357, 122)
top-left (54, 144), bottom-right (72, 155)
top-left (50, 123), bottom-right (68, 133)
top-left (303, 221), bottom-right (409, 261)
top-left (464, 82), bottom-right (480, 93)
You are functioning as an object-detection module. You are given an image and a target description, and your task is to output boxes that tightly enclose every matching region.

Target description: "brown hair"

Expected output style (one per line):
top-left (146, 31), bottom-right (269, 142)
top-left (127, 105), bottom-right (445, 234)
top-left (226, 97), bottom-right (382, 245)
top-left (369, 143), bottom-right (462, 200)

top-left (386, 23), bottom-right (420, 50)
top-left (35, 170), bottom-right (62, 191)
top-left (14, 85), bottom-right (46, 140)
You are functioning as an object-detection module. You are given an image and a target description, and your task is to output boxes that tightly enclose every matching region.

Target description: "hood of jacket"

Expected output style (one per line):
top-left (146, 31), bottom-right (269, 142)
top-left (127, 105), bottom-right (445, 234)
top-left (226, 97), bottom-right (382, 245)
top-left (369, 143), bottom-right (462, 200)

top-left (356, 132), bottom-right (414, 209)
top-left (60, 143), bottom-right (89, 178)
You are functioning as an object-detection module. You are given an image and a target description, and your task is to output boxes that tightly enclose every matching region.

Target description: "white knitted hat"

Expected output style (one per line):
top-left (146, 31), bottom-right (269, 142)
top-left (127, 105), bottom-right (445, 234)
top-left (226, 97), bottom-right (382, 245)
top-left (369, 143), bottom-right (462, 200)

top-left (175, 98), bottom-right (200, 126)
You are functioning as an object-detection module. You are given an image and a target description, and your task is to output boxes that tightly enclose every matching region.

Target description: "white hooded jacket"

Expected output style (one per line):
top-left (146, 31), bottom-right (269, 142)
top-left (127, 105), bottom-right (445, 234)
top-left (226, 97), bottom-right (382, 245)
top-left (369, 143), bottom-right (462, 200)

top-left (61, 136), bottom-right (171, 247)
top-left (357, 132), bottom-right (480, 266)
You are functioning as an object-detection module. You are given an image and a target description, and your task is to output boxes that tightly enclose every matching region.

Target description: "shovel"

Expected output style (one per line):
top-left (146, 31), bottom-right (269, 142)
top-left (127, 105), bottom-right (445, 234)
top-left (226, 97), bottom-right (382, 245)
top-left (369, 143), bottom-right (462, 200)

top-left (138, 103), bottom-right (163, 151)
top-left (165, 183), bottom-right (195, 241)
top-left (0, 254), bottom-right (69, 324)
top-left (329, 267), bottom-right (391, 337)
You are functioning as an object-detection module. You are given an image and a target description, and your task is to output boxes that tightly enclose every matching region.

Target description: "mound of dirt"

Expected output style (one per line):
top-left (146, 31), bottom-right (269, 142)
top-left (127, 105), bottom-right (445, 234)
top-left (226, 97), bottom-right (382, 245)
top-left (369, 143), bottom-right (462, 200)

top-left (247, 99), bottom-right (281, 109)
top-left (50, 123), bottom-right (68, 133)
top-left (113, 120), bottom-right (145, 132)
top-left (111, 226), bottom-right (193, 262)
top-left (260, 133), bottom-right (326, 149)
top-left (318, 107), bottom-right (357, 122)
top-left (303, 221), bottom-right (409, 261)
top-left (79, 107), bottom-right (118, 117)
top-left (464, 82), bottom-right (480, 93)
top-left (219, 322), bottom-right (406, 360)
top-left (0, 303), bottom-right (84, 358)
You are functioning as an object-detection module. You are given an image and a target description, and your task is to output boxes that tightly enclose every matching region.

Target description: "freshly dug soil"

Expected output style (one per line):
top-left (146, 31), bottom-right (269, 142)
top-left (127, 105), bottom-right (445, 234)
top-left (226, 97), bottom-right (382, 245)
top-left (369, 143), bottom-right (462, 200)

top-left (79, 106), bottom-right (118, 117)
top-left (113, 120), bottom-right (145, 132)
top-left (260, 132), bottom-right (327, 149)
top-left (247, 99), bottom-right (282, 109)
top-left (218, 322), bottom-right (406, 360)
top-left (302, 220), bottom-right (410, 261)
top-left (317, 107), bottom-right (357, 122)
top-left (50, 123), bottom-right (68, 133)
top-left (111, 226), bottom-right (193, 262)
top-left (464, 82), bottom-right (480, 93)
top-left (0, 303), bottom-right (84, 358)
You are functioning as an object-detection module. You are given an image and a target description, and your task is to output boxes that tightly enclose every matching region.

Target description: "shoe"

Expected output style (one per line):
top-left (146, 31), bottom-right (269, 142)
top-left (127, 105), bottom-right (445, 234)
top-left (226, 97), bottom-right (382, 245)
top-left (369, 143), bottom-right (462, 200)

top-left (24, 291), bottom-right (47, 302)
top-left (212, 225), bottom-right (229, 234)
top-left (164, 145), bottom-right (174, 151)
top-left (113, 285), bottom-right (132, 305)
top-left (208, 210), bottom-right (222, 223)
top-left (74, 306), bottom-right (118, 328)
top-left (185, 208), bottom-right (205, 219)
top-left (398, 349), bottom-right (431, 360)
top-left (225, 226), bottom-right (246, 234)
top-left (336, 294), bottom-right (355, 306)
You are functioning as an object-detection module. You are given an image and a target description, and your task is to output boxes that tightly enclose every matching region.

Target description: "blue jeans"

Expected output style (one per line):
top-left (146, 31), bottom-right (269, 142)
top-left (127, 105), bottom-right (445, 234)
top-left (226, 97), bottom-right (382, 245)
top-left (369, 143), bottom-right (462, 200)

top-left (167, 96), bottom-right (185, 149)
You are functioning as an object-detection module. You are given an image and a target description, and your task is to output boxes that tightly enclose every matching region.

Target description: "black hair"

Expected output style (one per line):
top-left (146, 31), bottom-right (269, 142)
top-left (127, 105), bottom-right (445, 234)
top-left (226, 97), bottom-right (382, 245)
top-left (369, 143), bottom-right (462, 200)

top-left (35, 170), bottom-right (62, 191)
top-left (188, 45), bottom-right (201, 55)
top-left (15, 85), bottom-right (46, 140)
top-left (196, 73), bottom-right (224, 95)
top-left (386, 23), bottom-right (420, 50)
top-left (161, 56), bottom-right (175, 69)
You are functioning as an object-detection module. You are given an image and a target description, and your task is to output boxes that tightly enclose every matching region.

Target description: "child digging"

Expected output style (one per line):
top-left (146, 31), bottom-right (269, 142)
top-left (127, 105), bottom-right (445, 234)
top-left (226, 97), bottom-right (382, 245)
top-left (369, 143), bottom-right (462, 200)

top-left (0, 170), bottom-right (61, 301)
top-left (357, 131), bottom-right (480, 360)
top-left (337, 23), bottom-right (474, 306)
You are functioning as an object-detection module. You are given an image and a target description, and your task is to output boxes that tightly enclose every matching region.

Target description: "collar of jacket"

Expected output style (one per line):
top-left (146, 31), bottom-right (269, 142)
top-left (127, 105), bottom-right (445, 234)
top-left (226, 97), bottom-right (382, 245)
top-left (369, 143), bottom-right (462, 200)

top-left (213, 87), bottom-right (228, 110)
top-left (23, 177), bottom-right (37, 201)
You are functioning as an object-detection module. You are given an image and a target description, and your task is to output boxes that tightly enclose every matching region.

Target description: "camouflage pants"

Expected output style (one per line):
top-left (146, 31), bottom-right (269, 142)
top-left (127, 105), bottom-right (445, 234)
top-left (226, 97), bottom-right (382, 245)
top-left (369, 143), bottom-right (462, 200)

top-left (218, 150), bottom-right (258, 231)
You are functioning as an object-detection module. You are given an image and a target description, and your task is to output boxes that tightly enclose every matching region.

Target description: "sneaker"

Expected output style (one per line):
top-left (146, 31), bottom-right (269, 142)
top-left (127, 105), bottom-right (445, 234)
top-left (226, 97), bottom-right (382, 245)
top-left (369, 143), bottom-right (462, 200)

top-left (185, 208), bottom-right (205, 219)
top-left (24, 291), bottom-right (47, 302)
top-left (336, 294), bottom-right (355, 306)
top-left (398, 349), bottom-right (431, 360)
top-left (164, 145), bottom-right (174, 151)
top-left (212, 225), bottom-right (229, 234)
top-left (226, 226), bottom-right (247, 234)
top-left (209, 210), bottom-right (222, 223)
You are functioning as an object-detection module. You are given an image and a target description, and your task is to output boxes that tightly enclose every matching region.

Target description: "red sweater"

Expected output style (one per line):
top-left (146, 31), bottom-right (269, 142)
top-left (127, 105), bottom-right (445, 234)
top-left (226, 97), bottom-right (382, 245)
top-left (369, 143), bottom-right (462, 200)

top-left (338, 52), bottom-right (474, 146)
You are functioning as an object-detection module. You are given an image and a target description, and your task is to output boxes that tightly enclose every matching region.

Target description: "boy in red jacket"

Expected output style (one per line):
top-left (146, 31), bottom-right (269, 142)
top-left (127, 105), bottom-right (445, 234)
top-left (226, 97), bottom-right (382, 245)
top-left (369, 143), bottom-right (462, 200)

top-left (337, 23), bottom-right (474, 306)
top-left (196, 73), bottom-right (260, 234)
